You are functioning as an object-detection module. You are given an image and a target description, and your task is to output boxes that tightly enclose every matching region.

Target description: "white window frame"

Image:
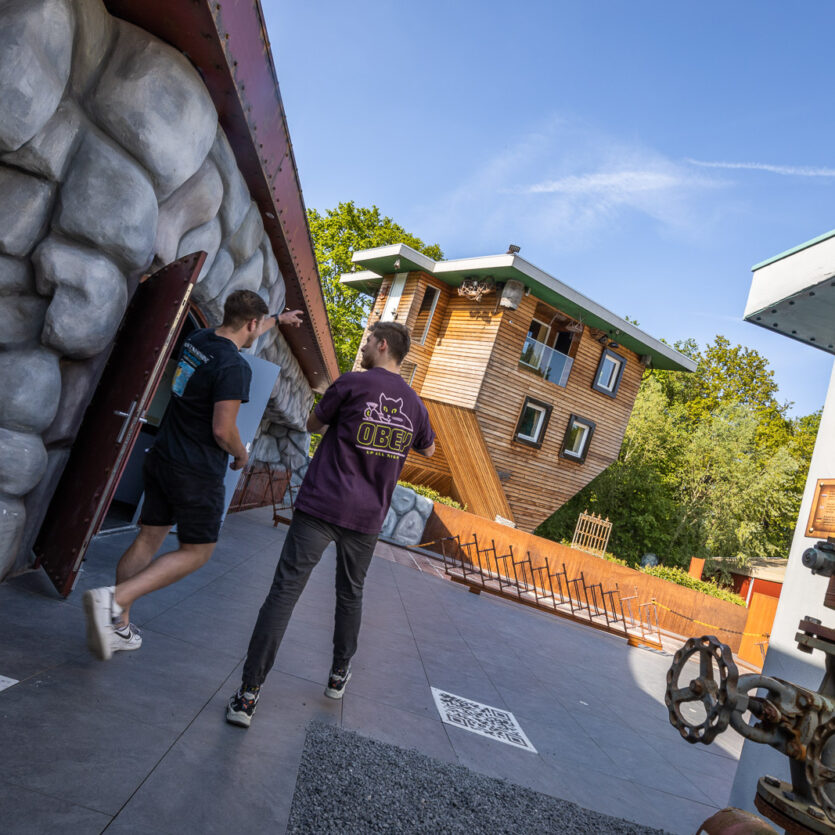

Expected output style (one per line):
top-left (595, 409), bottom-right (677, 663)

top-left (561, 414), bottom-right (596, 462)
top-left (416, 286), bottom-right (440, 345)
top-left (515, 398), bottom-right (551, 447)
top-left (592, 349), bottom-right (625, 397)
top-left (528, 317), bottom-right (551, 345)
top-left (380, 272), bottom-right (408, 322)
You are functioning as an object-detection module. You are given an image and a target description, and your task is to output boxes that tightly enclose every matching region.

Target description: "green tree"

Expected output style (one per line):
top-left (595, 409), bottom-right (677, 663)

top-left (307, 202), bottom-right (443, 371)
top-left (536, 336), bottom-right (819, 569)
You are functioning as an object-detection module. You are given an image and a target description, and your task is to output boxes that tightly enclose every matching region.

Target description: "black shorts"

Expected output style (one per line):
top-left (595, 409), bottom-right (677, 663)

top-left (139, 451), bottom-right (225, 544)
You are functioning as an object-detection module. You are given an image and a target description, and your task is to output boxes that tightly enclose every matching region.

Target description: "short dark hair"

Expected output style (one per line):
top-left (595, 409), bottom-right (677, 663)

top-left (368, 320), bottom-right (410, 364)
top-left (222, 289), bottom-right (268, 328)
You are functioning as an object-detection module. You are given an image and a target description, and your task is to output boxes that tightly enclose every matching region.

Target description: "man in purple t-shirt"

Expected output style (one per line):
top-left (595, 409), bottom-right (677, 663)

top-left (227, 321), bottom-right (435, 727)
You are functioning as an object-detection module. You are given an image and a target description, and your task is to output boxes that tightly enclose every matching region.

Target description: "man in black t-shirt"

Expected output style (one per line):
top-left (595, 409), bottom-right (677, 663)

top-left (82, 290), bottom-right (303, 662)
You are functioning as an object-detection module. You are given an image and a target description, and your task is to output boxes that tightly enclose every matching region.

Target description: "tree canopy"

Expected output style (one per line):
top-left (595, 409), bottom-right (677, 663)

top-left (307, 202), bottom-right (443, 372)
top-left (536, 336), bottom-right (820, 569)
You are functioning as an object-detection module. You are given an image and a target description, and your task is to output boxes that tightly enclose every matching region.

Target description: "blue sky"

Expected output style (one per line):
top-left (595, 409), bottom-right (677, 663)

top-left (264, 1), bottom-right (835, 417)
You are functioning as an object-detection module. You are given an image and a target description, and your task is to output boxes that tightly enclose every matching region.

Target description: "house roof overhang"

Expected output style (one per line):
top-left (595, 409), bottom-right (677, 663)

top-left (104, 0), bottom-right (338, 392)
top-left (341, 244), bottom-right (696, 373)
top-left (745, 229), bottom-right (835, 355)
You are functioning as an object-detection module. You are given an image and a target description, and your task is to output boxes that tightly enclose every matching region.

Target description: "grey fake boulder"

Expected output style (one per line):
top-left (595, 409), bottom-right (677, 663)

top-left (90, 21), bottom-right (218, 199)
top-left (0, 0), bottom-right (74, 152)
top-left (0, 167), bottom-right (56, 258)
top-left (0, 347), bottom-right (61, 433)
top-left (54, 131), bottom-right (158, 272)
top-left (0, 429), bottom-right (48, 497)
top-left (33, 237), bottom-right (127, 359)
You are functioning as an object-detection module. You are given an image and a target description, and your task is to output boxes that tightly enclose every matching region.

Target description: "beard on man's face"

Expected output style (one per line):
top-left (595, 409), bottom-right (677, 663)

top-left (360, 351), bottom-right (373, 369)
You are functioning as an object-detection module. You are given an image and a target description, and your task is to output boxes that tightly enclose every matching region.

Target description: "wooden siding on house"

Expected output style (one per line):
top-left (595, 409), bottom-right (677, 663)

top-left (350, 269), bottom-right (645, 533)
top-left (401, 274), bottom-right (450, 395)
top-left (405, 399), bottom-right (514, 522)
top-left (420, 291), bottom-right (503, 409)
top-left (475, 293), bottom-right (642, 532)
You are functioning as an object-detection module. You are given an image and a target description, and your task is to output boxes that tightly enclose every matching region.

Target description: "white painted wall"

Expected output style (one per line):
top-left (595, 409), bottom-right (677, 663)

top-left (729, 358), bottom-right (835, 810)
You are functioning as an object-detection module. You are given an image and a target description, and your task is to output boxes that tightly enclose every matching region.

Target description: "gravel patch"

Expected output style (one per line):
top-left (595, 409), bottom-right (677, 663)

top-left (287, 721), bottom-right (668, 834)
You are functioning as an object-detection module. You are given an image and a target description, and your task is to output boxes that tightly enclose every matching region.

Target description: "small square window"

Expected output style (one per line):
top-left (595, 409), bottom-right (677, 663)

top-left (514, 397), bottom-right (552, 448)
top-left (592, 348), bottom-right (625, 397)
top-left (560, 414), bottom-right (595, 462)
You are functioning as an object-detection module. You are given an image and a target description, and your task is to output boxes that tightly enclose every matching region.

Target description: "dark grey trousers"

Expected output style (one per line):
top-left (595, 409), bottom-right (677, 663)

top-left (242, 509), bottom-right (378, 687)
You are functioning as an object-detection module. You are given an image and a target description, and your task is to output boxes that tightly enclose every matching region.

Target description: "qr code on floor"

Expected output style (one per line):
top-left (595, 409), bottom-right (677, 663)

top-left (431, 688), bottom-right (536, 752)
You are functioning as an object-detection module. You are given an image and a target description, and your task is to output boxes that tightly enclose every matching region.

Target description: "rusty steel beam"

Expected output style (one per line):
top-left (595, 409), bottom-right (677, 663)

top-left (104, 0), bottom-right (338, 392)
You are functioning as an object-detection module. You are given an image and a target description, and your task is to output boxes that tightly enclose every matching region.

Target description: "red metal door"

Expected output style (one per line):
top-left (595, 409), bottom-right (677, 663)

top-left (34, 252), bottom-right (207, 596)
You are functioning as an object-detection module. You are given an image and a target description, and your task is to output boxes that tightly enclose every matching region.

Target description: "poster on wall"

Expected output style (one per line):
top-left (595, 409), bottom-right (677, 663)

top-left (807, 479), bottom-right (835, 537)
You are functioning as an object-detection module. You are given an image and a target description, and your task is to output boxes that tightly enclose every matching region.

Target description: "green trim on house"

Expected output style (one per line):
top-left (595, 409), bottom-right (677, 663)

top-left (342, 245), bottom-right (696, 373)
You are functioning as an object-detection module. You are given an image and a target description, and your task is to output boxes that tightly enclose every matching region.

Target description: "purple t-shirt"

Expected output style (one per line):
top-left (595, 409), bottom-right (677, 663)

top-left (294, 367), bottom-right (435, 534)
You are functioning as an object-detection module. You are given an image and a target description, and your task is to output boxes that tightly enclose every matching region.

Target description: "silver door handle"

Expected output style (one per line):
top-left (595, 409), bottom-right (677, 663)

top-left (114, 410), bottom-right (148, 424)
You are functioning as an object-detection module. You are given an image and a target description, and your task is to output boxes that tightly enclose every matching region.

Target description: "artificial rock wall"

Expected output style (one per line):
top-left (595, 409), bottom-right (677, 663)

top-left (0, 0), bottom-right (313, 579)
top-left (380, 486), bottom-right (434, 547)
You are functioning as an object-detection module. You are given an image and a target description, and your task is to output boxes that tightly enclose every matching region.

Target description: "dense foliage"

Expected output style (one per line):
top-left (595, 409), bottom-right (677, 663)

top-left (536, 336), bottom-right (820, 570)
top-left (397, 481), bottom-right (464, 510)
top-left (307, 202), bottom-right (443, 372)
top-left (639, 565), bottom-right (746, 606)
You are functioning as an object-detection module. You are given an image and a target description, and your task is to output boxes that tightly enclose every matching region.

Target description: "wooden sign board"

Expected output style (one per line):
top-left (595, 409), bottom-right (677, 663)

top-left (807, 479), bottom-right (835, 537)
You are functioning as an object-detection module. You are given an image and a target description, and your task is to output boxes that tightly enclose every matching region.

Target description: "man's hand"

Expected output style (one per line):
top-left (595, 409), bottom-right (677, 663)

top-left (230, 451), bottom-right (248, 471)
top-left (278, 309), bottom-right (304, 328)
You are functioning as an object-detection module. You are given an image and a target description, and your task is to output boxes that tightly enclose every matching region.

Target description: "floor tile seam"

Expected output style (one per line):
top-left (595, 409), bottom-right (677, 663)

top-left (627, 775), bottom-right (722, 810)
top-left (99, 660), bottom-right (244, 832)
top-left (0, 776), bottom-right (115, 819)
top-left (587, 748), bottom-right (726, 807)
top-left (388, 563), bottom-right (463, 764)
top-left (135, 553), bottom-right (271, 628)
top-left (342, 689), bottom-right (447, 726)
top-left (5, 657), bottom-right (239, 735)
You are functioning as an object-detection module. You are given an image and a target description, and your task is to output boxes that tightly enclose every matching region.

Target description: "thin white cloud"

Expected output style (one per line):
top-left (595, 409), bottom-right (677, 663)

top-left (687, 158), bottom-right (835, 177)
top-left (412, 120), bottom-right (725, 253)
top-left (517, 169), bottom-right (683, 196)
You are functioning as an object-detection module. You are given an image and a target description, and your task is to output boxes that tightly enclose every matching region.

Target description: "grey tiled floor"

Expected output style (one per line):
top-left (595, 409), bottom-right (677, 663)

top-left (0, 507), bottom-right (741, 833)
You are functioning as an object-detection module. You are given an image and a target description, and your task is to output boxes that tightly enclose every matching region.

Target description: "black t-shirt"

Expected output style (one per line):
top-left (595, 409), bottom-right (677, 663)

top-left (152, 328), bottom-right (251, 480)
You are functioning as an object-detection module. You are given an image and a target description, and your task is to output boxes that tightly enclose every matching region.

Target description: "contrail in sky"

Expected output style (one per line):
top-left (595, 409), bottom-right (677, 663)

top-left (687, 158), bottom-right (835, 177)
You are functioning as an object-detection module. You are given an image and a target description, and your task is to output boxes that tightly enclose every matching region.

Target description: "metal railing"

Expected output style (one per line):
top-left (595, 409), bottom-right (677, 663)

top-left (518, 335), bottom-right (574, 387)
top-left (434, 533), bottom-right (663, 649)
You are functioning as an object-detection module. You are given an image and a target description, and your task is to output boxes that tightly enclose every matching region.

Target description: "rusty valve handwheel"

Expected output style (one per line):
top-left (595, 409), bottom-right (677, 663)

top-left (806, 716), bottom-right (835, 823)
top-left (665, 635), bottom-right (739, 744)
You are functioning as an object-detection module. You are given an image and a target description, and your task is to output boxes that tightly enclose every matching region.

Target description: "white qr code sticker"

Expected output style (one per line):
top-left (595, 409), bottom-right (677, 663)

top-left (431, 687), bottom-right (536, 752)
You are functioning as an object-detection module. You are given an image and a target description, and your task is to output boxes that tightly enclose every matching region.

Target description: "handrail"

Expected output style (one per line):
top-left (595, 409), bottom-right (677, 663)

top-left (518, 335), bottom-right (574, 387)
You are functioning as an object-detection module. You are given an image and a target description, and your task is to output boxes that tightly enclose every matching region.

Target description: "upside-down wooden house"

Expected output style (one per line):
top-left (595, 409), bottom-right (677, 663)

top-left (342, 245), bottom-right (695, 532)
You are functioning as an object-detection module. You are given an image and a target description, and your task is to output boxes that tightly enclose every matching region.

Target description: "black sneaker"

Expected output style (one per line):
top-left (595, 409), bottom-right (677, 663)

top-left (226, 684), bottom-right (260, 728)
top-left (324, 663), bottom-right (351, 699)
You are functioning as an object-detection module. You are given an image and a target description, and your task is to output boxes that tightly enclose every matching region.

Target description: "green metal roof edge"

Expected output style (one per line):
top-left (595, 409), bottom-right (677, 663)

top-left (752, 228), bottom-right (835, 272)
top-left (342, 247), bottom-right (696, 373)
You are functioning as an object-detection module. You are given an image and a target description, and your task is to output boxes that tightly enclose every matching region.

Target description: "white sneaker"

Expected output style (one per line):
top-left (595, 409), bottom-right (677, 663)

top-left (82, 586), bottom-right (122, 661)
top-left (110, 623), bottom-right (142, 653)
